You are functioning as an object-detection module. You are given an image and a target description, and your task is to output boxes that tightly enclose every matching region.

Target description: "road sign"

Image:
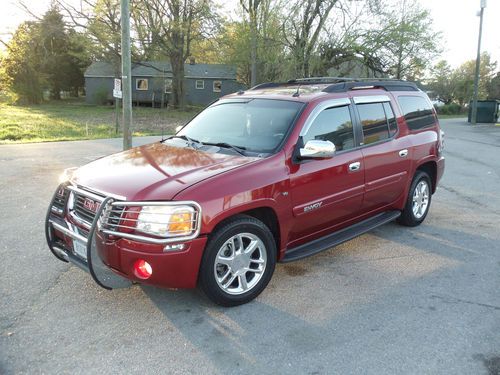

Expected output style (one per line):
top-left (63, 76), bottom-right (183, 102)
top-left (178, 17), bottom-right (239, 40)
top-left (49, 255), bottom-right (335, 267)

top-left (113, 78), bottom-right (122, 98)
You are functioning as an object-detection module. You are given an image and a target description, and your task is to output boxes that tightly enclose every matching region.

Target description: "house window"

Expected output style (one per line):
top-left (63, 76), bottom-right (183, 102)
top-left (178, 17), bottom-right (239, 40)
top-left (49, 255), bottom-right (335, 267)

top-left (195, 80), bottom-right (204, 90)
top-left (165, 79), bottom-right (173, 93)
top-left (213, 80), bottom-right (222, 92)
top-left (136, 78), bottom-right (148, 91)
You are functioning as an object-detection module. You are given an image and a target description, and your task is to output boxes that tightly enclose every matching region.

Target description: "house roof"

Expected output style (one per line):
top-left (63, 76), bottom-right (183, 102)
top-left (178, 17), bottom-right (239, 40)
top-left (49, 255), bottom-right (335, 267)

top-left (84, 61), bottom-right (237, 80)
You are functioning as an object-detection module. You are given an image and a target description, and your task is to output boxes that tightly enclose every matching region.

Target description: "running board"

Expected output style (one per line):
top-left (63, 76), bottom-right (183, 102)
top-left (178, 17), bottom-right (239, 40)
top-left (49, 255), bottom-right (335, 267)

top-left (281, 210), bottom-right (401, 263)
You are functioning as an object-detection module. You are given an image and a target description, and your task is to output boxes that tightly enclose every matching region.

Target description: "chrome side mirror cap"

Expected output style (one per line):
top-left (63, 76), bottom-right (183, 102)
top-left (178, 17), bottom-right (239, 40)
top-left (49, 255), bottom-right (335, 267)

top-left (299, 140), bottom-right (336, 159)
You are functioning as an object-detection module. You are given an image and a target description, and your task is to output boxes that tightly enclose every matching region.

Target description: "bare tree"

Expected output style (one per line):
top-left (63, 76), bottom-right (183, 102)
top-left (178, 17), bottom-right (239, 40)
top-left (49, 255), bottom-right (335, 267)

top-left (282, 0), bottom-right (339, 78)
top-left (57, 0), bottom-right (122, 74)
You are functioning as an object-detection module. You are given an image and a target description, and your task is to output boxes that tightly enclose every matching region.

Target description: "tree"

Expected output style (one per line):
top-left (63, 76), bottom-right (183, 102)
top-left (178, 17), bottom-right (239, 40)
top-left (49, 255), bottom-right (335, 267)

top-left (239, 0), bottom-right (262, 86)
top-left (1, 22), bottom-right (44, 104)
top-left (428, 60), bottom-right (454, 104)
top-left (37, 6), bottom-right (89, 99)
top-left (282, 0), bottom-right (339, 78)
top-left (452, 52), bottom-right (497, 107)
top-left (366, 0), bottom-right (441, 80)
top-left (57, 0), bottom-right (122, 73)
top-left (132, 0), bottom-right (216, 109)
top-left (486, 72), bottom-right (500, 100)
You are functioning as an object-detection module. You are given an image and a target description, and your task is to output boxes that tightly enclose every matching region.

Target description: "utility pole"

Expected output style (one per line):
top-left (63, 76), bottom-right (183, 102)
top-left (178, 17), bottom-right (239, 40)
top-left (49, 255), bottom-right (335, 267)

top-left (121, 0), bottom-right (132, 149)
top-left (471, 0), bottom-right (487, 125)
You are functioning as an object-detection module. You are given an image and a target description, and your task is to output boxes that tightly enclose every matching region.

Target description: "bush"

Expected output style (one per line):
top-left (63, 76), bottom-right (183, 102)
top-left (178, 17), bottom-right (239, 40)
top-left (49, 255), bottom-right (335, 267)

top-left (435, 103), bottom-right (463, 115)
top-left (92, 86), bottom-right (109, 105)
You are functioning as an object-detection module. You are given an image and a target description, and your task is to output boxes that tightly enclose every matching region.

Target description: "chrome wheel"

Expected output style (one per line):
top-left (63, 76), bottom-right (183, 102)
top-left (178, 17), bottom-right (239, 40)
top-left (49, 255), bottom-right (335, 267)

top-left (412, 180), bottom-right (429, 219)
top-left (214, 232), bottom-right (267, 295)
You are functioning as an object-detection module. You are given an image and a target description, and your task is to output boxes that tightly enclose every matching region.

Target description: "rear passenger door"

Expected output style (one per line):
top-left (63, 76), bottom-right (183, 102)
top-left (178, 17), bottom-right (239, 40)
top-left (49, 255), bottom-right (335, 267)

top-left (353, 96), bottom-right (411, 212)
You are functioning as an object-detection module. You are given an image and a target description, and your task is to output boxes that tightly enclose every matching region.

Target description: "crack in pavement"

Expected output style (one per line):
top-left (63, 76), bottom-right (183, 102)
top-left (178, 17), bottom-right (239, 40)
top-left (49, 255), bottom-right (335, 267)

top-left (431, 294), bottom-right (500, 311)
top-left (440, 185), bottom-right (500, 215)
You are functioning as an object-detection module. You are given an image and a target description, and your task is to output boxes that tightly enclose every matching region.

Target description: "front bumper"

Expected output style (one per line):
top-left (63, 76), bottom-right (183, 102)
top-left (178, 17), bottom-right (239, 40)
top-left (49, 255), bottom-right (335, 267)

top-left (45, 185), bottom-right (207, 290)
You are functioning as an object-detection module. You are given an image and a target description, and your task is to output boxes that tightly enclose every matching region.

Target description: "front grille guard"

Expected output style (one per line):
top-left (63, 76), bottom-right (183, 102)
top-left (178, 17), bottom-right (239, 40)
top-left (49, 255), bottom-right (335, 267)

top-left (45, 183), bottom-right (202, 290)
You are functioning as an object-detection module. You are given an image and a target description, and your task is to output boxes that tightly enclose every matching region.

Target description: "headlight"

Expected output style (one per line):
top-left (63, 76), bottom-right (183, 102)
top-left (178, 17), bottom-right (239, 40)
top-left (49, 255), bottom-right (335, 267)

top-left (136, 205), bottom-right (197, 237)
top-left (58, 167), bottom-right (77, 183)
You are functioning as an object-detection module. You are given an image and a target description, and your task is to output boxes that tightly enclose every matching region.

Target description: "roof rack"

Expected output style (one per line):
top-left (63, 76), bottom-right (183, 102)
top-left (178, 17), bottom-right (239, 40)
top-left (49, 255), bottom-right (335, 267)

top-left (249, 77), bottom-right (419, 93)
top-left (323, 80), bottom-right (419, 93)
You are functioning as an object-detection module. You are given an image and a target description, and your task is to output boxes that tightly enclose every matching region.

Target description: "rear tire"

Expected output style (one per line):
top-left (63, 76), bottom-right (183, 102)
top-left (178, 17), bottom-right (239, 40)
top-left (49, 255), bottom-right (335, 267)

top-left (199, 215), bottom-right (277, 307)
top-left (398, 171), bottom-right (432, 227)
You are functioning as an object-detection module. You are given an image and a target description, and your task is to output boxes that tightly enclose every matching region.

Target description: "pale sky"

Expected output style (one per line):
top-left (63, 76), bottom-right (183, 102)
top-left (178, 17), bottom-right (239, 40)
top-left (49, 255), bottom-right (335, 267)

top-left (0, 0), bottom-right (499, 69)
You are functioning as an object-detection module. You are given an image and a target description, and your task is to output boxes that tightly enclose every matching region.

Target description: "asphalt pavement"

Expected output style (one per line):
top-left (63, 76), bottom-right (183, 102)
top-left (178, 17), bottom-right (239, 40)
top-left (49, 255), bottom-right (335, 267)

top-left (0, 119), bottom-right (499, 374)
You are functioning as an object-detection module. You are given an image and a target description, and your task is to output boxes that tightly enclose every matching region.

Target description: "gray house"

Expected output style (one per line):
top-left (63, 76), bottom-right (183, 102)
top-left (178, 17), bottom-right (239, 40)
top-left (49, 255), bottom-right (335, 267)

top-left (84, 61), bottom-right (243, 106)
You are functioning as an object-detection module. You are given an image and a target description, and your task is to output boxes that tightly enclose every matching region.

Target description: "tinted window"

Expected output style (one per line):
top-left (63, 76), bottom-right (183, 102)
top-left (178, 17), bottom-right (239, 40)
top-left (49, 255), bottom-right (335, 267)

top-left (398, 96), bottom-right (435, 130)
top-left (303, 106), bottom-right (354, 151)
top-left (178, 99), bottom-right (303, 153)
top-left (357, 103), bottom-right (389, 145)
top-left (384, 102), bottom-right (398, 136)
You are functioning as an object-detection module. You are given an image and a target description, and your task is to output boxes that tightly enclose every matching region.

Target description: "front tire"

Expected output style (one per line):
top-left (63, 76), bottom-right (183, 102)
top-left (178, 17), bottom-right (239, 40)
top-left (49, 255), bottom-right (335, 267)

top-left (398, 171), bottom-right (432, 227)
top-left (199, 215), bottom-right (277, 307)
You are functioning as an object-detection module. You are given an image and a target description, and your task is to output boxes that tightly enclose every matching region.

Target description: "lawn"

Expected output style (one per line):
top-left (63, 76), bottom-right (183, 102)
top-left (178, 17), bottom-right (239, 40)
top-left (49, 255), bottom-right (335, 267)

top-left (0, 100), bottom-right (201, 143)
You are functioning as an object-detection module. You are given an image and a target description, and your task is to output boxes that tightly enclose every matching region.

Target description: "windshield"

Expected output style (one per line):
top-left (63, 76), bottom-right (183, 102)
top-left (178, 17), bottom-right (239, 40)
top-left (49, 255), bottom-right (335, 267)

top-left (177, 99), bottom-right (304, 154)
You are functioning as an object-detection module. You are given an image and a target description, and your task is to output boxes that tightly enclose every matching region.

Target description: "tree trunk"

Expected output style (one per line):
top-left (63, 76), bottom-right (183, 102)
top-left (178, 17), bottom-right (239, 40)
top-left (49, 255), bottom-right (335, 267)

top-left (171, 53), bottom-right (185, 110)
top-left (250, 10), bottom-right (258, 86)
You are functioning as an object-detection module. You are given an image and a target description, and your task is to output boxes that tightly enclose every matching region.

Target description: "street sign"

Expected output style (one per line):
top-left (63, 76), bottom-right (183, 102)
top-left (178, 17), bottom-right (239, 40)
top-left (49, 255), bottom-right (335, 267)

top-left (113, 78), bottom-right (122, 99)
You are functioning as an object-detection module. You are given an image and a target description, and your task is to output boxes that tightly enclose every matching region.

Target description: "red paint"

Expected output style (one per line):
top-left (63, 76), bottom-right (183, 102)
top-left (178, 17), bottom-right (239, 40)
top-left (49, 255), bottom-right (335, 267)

top-left (49, 86), bottom-right (444, 289)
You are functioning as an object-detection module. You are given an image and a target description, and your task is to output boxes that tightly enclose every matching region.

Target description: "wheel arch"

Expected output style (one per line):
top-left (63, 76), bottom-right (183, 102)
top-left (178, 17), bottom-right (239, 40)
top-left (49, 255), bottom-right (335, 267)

top-left (206, 205), bottom-right (282, 259)
top-left (416, 160), bottom-right (437, 193)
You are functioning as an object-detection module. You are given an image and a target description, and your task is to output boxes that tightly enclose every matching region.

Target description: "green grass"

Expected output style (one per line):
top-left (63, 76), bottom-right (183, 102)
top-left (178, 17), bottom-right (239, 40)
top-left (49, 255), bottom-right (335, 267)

top-left (0, 100), bottom-right (201, 143)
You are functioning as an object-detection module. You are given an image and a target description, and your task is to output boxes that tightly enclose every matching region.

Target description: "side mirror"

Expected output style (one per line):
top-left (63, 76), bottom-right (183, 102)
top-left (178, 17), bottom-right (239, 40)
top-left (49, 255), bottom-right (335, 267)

top-left (299, 140), bottom-right (336, 159)
top-left (175, 125), bottom-right (183, 133)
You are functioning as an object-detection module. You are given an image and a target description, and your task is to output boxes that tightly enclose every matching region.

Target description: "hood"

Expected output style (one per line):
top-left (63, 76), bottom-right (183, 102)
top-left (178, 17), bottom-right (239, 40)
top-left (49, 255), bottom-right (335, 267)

top-left (72, 142), bottom-right (258, 201)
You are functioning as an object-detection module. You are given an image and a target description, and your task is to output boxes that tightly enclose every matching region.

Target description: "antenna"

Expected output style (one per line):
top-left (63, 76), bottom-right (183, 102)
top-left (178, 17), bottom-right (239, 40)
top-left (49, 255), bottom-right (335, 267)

top-left (292, 84), bottom-right (301, 97)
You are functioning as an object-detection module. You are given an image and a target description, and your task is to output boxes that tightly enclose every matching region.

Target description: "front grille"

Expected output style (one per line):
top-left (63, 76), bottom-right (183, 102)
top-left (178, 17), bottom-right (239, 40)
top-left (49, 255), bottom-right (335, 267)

top-left (72, 190), bottom-right (125, 230)
top-left (74, 194), bottom-right (98, 224)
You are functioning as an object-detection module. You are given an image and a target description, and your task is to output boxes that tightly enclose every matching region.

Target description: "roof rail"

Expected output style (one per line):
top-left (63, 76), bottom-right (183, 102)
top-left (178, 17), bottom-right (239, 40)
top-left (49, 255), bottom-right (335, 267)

top-left (249, 77), bottom-right (419, 93)
top-left (322, 80), bottom-right (419, 93)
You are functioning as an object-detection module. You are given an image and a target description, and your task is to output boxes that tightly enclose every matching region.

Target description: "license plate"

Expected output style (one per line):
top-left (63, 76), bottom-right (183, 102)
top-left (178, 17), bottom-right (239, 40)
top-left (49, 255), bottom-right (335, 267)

top-left (73, 240), bottom-right (88, 261)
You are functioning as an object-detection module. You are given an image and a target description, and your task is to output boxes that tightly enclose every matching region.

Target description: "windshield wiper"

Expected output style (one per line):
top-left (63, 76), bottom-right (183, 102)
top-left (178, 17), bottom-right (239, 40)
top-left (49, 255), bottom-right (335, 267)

top-left (204, 142), bottom-right (247, 156)
top-left (164, 135), bottom-right (202, 149)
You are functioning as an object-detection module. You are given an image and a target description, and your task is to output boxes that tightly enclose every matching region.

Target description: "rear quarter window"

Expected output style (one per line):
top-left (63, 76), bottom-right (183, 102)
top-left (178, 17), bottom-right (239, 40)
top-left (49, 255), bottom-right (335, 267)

top-left (397, 96), bottom-right (436, 130)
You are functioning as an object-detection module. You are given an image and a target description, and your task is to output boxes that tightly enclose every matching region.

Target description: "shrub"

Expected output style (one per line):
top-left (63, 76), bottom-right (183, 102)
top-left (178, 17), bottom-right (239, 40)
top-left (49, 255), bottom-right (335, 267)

top-left (92, 86), bottom-right (109, 105)
top-left (436, 103), bottom-right (463, 115)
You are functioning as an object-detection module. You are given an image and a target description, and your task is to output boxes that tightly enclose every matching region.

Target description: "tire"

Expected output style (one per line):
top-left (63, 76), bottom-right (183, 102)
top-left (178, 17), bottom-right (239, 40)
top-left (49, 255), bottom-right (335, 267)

top-left (199, 215), bottom-right (277, 307)
top-left (398, 170), bottom-right (432, 227)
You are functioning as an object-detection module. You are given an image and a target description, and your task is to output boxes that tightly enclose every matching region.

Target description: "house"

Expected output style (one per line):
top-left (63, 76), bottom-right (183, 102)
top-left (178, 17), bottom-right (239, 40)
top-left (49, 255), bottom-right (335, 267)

top-left (84, 61), bottom-right (243, 106)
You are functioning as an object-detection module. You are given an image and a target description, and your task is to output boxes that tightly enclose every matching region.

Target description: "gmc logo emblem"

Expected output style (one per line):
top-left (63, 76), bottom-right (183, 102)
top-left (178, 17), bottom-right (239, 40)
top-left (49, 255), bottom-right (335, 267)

top-left (83, 198), bottom-right (100, 213)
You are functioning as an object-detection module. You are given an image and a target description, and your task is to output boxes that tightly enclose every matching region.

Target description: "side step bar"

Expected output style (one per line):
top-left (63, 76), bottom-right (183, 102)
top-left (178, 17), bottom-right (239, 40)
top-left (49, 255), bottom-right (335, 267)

top-left (281, 210), bottom-right (401, 263)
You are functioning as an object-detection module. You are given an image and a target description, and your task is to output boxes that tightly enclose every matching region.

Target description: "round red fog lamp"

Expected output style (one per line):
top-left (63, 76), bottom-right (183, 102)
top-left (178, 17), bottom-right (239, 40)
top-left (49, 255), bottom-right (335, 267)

top-left (133, 259), bottom-right (153, 279)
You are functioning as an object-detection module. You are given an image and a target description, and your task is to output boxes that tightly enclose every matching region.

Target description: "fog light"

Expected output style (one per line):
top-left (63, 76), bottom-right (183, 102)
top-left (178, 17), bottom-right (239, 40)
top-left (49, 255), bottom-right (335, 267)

top-left (133, 259), bottom-right (152, 279)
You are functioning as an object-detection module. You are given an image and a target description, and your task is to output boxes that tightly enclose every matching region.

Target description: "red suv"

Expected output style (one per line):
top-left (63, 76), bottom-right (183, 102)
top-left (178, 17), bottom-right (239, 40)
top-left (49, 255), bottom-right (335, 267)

top-left (45, 78), bottom-right (445, 306)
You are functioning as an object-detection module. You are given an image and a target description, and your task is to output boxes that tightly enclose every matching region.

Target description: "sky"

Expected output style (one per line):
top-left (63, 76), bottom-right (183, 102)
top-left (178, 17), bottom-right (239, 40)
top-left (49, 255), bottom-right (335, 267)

top-left (0, 0), bottom-right (499, 69)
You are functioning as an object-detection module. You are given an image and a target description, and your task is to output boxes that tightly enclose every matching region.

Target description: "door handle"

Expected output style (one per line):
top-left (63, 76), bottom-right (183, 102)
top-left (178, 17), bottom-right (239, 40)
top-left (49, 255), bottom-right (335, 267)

top-left (349, 162), bottom-right (361, 171)
top-left (399, 149), bottom-right (408, 157)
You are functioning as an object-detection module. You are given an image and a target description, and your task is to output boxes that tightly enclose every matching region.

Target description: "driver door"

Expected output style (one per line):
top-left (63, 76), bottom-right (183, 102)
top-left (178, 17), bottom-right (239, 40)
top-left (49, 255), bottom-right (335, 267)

top-left (289, 102), bottom-right (365, 243)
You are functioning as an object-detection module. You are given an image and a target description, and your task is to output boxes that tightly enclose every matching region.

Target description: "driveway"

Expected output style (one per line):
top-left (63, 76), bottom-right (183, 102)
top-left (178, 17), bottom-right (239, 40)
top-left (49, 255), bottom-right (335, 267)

top-left (1, 119), bottom-right (499, 374)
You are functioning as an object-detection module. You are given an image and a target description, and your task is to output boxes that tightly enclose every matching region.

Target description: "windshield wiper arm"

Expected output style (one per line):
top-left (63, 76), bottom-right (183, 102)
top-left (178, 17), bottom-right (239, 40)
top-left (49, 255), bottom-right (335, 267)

top-left (164, 135), bottom-right (202, 148)
top-left (204, 142), bottom-right (247, 156)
